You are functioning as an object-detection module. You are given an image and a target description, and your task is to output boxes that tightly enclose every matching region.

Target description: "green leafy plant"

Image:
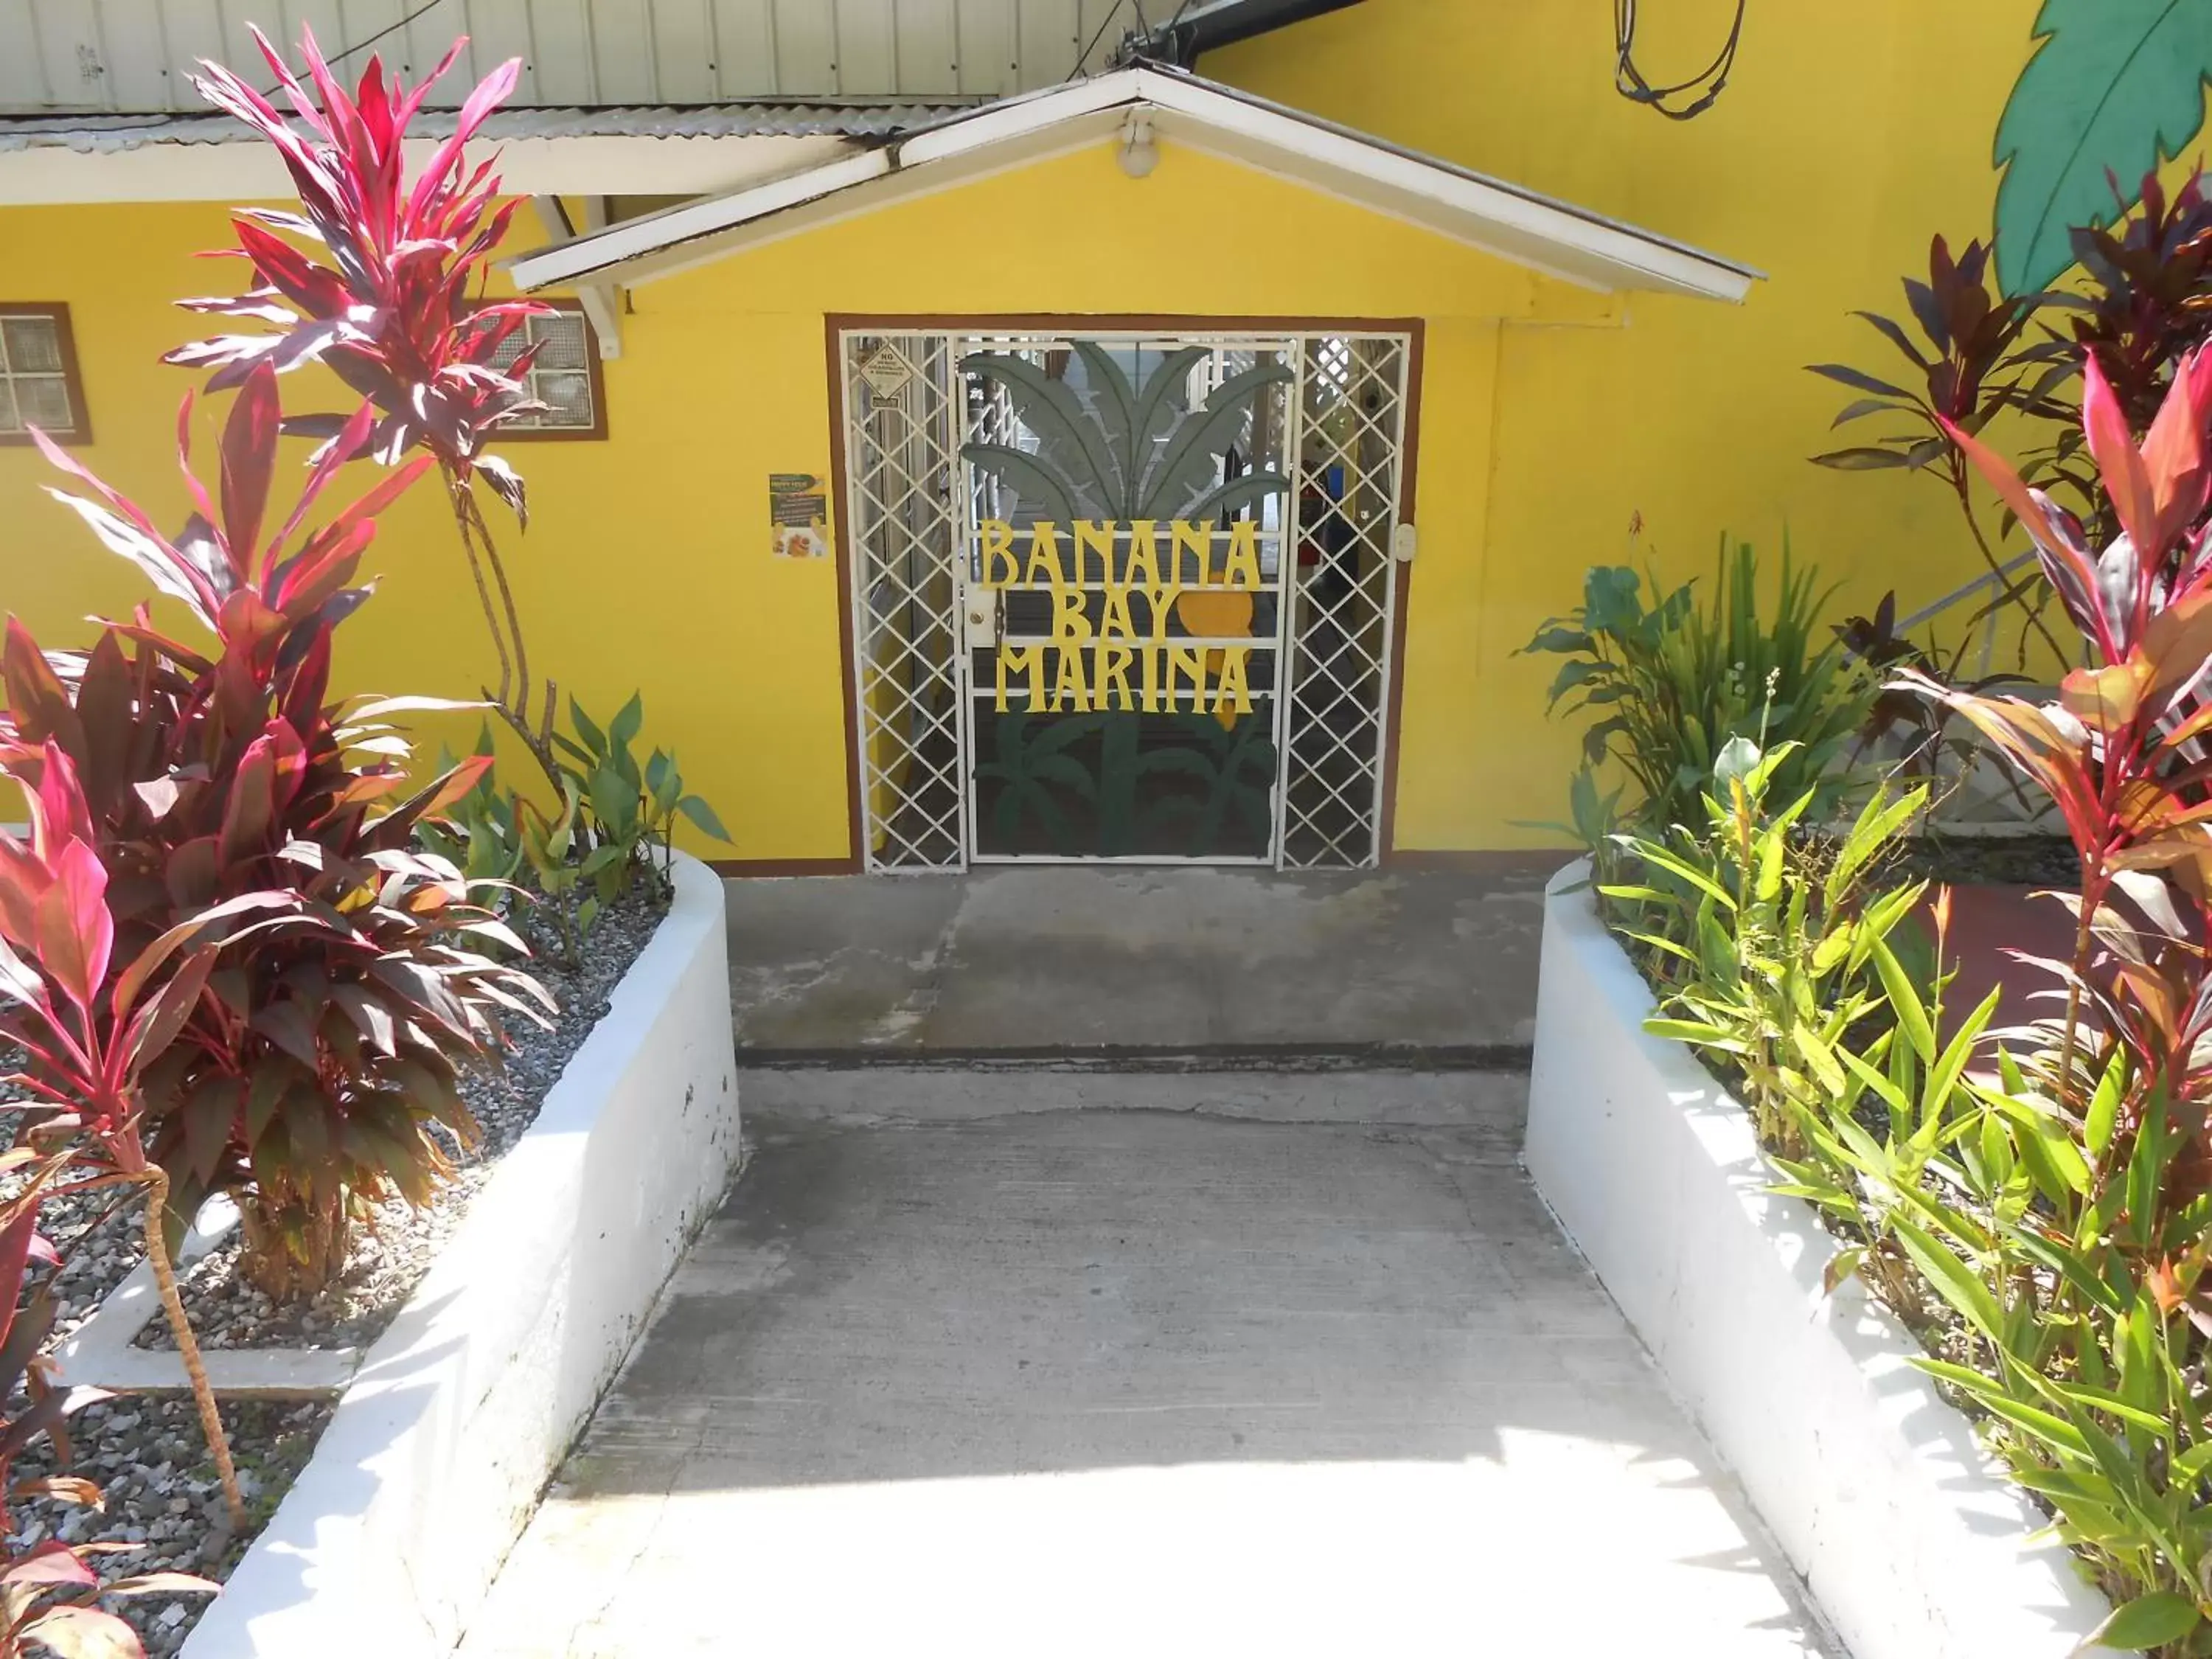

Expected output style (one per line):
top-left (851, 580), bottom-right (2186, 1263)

top-left (1601, 737), bottom-right (1929, 1154)
top-left (416, 726), bottom-right (527, 888)
top-left (554, 695), bottom-right (729, 911)
top-left (1635, 343), bottom-right (2212, 1653)
top-left (1526, 538), bottom-right (1872, 843)
top-left (515, 782), bottom-right (587, 970)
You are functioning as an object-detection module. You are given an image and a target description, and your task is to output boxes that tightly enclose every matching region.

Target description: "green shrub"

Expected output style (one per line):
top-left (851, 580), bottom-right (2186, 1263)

top-left (1601, 737), bottom-right (1928, 1155)
top-left (1526, 538), bottom-right (1872, 846)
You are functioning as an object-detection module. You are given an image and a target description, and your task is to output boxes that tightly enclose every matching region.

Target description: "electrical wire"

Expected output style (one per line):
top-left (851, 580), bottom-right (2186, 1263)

top-left (1071, 0), bottom-right (1138, 80)
top-left (322, 0), bottom-right (453, 69)
top-left (1614, 0), bottom-right (1745, 121)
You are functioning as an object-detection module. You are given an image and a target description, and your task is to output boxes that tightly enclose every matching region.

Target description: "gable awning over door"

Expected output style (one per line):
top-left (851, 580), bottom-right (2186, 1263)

top-left (507, 65), bottom-right (1759, 302)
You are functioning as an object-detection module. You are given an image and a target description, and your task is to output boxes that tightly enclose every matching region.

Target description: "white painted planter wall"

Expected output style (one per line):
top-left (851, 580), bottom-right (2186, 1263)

top-left (178, 852), bottom-right (742, 1659)
top-left (1524, 864), bottom-right (2116, 1659)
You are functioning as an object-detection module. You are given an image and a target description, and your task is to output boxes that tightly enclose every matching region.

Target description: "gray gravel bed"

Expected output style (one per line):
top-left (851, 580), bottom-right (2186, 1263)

top-left (5, 1395), bottom-right (332, 1658)
top-left (0, 880), bottom-right (666, 1654)
top-left (138, 886), bottom-right (664, 1351)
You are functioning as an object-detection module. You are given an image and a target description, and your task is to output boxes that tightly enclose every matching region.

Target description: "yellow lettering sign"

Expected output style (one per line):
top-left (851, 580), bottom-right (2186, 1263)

top-left (1052, 643), bottom-right (1091, 712)
top-left (979, 521), bottom-right (1018, 587)
top-left (1074, 520), bottom-right (1116, 585)
top-left (1023, 522), bottom-right (1062, 588)
top-left (973, 518), bottom-right (1269, 720)
top-left (1220, 519), bottom-right (1262, 591)
top-left (1172, 520), bottom-right (1215, 587)
top-left (995, 644), bottom-right (1046, 713)
top-left (1125, 521), bottom-right (1161, 588)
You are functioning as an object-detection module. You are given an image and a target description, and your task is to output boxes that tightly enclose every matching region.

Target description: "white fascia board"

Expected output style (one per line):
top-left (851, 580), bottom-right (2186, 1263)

top-left (1134, 70), bottom-right (1755, 302)
top-left (506, 64), bottom-right (1755, 302)
top-left (891, 71), bottom-right (1147, 166)
top-left (509, 147), bottom-right (893, 288)
top-left (509, 73), bottom-right (1148, 290)
top-left (533, 112), bottom-right (1128, 291)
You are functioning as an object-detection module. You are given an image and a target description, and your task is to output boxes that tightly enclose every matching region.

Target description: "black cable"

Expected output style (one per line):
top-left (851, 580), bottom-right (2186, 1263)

top-left (1615, 0), bottom-right (1745, 121)
top-left (248, 0), bottom-right (453, 105)
top-left (1071, 0), bottom-right (1134, 80)
top-left (322, 0), bottom-right (453, 69)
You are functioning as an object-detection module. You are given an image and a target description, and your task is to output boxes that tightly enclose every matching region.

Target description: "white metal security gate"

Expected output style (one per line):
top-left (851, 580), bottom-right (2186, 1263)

top-left (838, 324), bottom-right (1411, 873)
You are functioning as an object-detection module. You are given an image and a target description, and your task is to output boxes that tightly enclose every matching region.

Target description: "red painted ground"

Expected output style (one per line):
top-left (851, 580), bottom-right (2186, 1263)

top-left (1933, 883), bottom-right (2079, 1040)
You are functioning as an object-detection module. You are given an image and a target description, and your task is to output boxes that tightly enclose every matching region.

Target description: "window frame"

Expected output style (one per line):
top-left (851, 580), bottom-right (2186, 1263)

top-left (0, 302), bottom-right (92, 447)
top-left (485, 298), bottom-right (608, 443)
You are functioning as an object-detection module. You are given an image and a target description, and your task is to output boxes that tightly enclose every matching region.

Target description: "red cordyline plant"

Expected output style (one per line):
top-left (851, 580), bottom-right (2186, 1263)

top-left (0, 740), bottom-right (302, 1530)
top-left (1910, 344), bottom-right (2212, 1133)
top-left (1809, 233), bottom-right (2075, 662)
top-left (1812, 170), bottom-right (2212, 667)
top-left (170, 24), bottom-right (563, 787)
top-left (8, 361), bottom-right (551, 1302)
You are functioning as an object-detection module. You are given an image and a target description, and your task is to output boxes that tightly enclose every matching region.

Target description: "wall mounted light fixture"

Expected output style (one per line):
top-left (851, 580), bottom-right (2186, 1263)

top-left (1119, 108), bottom-right (1159, 178)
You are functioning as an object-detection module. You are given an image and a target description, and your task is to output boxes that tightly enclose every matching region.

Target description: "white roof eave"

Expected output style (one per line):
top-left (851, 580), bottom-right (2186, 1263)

top-left (507, 66), bottom-right (1759, 302)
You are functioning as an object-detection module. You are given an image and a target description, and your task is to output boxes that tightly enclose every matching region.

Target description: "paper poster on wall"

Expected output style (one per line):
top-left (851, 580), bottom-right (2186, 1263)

top-left (769, 472), bottom-right (828, 558)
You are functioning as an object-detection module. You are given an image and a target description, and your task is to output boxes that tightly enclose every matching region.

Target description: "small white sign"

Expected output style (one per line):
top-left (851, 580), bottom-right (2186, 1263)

top-left (859, 344), bottom-right (914, 403)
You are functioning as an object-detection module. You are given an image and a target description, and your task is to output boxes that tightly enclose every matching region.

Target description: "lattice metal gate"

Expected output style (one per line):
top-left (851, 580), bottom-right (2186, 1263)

top-left (837, 325), bottom-right (1411, 873)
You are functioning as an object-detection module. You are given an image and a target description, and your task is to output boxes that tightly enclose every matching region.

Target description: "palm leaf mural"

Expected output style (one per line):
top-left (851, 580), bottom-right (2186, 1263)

top-left (961, 346), bottom-right (1291, 522)
top-left (1136, 361), bottom-right (1293, 518)
top-left (977, 712), bottom-right (1101, 852)
top-left (1993, 0), bottom-right (2212, 295)
top-left (1136, 714), bottom-right (1278, 854)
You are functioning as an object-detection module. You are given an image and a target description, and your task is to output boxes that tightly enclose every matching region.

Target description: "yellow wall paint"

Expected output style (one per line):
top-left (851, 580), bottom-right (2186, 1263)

top-left (0, 144), bottom-right (1576, 860)
top-left (0, 5), bottom-right (2053, 855)
top-left (1211, 0), bottom-right (2051, 848)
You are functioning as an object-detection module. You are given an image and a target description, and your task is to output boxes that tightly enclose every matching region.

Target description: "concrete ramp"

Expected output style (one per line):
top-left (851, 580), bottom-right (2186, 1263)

top-left (462, 1101), bottom-right (1830, 1658)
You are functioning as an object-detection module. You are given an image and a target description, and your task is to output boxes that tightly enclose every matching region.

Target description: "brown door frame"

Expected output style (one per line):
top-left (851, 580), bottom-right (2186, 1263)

top-left (801, 311), bottom-right (1427, 879)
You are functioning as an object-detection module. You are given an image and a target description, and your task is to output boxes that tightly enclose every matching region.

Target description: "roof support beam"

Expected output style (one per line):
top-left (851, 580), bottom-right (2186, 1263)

top-left (529, 195), bottom-right (625, 358)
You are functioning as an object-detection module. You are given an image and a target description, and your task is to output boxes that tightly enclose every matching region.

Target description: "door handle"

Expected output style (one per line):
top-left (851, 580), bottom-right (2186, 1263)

top-left (963, 585), bottom-right (1002, 648)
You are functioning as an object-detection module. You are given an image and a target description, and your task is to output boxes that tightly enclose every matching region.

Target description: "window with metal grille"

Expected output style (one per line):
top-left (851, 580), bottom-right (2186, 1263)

top-left (0, 305), bottom-right (89, 445)
top-left (487, 302), bottom-right (605, 439)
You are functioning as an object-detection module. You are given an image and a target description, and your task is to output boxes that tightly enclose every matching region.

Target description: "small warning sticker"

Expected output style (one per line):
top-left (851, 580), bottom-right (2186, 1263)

top-left (858, 343), bottom-right (914, 403)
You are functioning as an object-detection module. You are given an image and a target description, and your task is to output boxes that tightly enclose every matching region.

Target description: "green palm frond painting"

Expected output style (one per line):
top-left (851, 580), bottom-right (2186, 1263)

top-left (1992, 0), bottom-right (2212, 294)
top-left (962, 342), bottom-right (1293, 524)
top-left (1133, 714), bottom-right (1278, 853)
top-left (976, 712), bottom-right (1101, 851)
top-left (978, 709), bottom-right (1276, 858)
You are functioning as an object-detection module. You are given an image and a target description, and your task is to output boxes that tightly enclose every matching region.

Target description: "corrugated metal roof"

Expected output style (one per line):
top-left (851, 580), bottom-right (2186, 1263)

top-left (0, 100), bottom-right (957, 154)
top-left (0, 0), bottom-right (1138, 115)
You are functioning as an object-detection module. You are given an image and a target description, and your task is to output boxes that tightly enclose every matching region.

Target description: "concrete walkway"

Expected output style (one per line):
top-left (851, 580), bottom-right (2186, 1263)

top-left (462, 1104), bottom-right (1829, 1658)
top-left (723, 861), bottom-right (1562, 1054)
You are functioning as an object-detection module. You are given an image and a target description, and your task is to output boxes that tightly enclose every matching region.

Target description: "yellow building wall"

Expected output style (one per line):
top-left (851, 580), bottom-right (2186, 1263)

top-left (1209, 0), bottom-right (2077, 850)
top-left (0, 1), bottom-right (2081, 855)
top-left (0, 143), bottom-right (1576, 860)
